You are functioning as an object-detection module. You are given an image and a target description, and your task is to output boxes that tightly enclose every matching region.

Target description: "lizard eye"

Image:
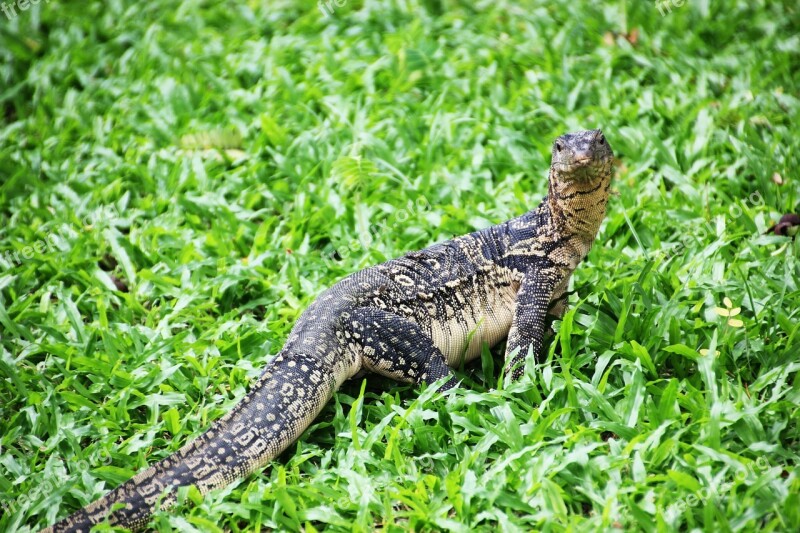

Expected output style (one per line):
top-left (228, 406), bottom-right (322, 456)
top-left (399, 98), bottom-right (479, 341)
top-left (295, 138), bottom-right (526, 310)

top-left (555, 142), bottom-right (563, 152)
top-left (598, 135), bottom-right (605, 146)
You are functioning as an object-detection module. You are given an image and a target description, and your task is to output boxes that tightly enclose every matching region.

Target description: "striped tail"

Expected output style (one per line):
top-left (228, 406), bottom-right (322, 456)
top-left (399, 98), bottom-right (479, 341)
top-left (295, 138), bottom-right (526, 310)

top-left (43, 352), bottom-right (339, 532)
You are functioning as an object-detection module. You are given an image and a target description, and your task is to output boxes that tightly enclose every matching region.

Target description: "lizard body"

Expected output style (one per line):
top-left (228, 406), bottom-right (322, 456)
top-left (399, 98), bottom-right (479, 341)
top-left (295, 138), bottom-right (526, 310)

top-left (44, 129), bottom-right (613, 532)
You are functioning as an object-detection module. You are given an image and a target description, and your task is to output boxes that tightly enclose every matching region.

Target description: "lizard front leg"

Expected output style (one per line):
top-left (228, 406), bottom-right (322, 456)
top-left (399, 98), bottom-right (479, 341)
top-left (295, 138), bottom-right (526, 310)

top-left (503, 268), bottom-right (565, 380)
top-left (544, 275), bottom-right (572, 338)
top-left (342, 307), bottom-right (458, 390)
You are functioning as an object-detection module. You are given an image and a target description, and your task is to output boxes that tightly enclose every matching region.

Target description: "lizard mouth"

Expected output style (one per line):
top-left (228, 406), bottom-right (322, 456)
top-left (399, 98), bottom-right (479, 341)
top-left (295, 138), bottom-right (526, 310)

top-left (555, 160), bottom-right (606, 181)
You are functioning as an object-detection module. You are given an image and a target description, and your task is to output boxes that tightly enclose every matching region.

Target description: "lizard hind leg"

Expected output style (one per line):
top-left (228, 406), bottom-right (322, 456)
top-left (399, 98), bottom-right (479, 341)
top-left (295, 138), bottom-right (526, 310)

top-left (343, 307), bottom-right (457, 391)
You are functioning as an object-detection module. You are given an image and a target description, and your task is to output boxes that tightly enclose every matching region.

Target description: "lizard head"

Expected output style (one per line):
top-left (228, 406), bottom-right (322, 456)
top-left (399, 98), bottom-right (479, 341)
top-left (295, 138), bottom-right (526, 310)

top-left (550, 129), bottom-right (613, 182)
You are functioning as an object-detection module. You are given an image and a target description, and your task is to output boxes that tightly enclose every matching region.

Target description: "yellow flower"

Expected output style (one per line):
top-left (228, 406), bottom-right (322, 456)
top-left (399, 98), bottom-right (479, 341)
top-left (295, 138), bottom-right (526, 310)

top-left (699, 348), bottom-right (721, 356)
top-left (714, 297), bottom-right (744, 327)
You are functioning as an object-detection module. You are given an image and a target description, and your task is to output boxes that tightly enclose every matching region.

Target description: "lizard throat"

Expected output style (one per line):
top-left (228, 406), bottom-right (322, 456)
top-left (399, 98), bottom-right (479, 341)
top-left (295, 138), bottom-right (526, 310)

top-left (547, 161), bottom-right (613, 238)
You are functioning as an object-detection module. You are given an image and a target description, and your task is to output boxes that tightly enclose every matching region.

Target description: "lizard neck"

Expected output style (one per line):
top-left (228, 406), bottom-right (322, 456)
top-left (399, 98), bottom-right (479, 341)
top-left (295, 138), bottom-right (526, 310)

top-left (547, 163), bottom-right (613, 242)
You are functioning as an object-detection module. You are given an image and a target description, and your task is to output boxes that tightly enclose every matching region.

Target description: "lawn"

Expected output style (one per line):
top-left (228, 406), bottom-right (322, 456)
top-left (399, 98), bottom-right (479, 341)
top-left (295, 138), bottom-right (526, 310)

top-left (1, 0), bottom-right (799, 531)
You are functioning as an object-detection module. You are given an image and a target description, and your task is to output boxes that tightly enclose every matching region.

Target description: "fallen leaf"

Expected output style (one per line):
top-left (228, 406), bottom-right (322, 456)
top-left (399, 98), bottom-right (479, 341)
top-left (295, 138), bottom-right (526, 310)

top-left (766, 214), bottom-right (800, 236)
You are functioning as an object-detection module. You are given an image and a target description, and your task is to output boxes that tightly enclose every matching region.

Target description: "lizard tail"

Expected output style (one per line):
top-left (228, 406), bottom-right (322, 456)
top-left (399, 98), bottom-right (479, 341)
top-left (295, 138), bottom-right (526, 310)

top-left (43, 353), bottom-right (338, 533)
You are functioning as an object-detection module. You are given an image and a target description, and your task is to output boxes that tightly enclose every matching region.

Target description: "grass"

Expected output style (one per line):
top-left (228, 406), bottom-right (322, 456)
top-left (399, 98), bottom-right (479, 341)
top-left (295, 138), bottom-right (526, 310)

top-left (1, 0), bottom-right (799, 531)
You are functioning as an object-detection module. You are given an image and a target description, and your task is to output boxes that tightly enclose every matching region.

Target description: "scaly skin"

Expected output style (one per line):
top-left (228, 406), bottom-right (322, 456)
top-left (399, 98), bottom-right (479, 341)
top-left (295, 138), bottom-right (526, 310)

top-left (43, 129), bottom-right (613, 532)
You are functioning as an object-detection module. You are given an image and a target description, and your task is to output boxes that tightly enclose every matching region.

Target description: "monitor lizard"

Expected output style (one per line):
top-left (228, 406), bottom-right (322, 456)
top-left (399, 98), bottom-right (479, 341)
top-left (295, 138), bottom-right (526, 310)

top-left (43, 128), bottom-right (614, 532)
